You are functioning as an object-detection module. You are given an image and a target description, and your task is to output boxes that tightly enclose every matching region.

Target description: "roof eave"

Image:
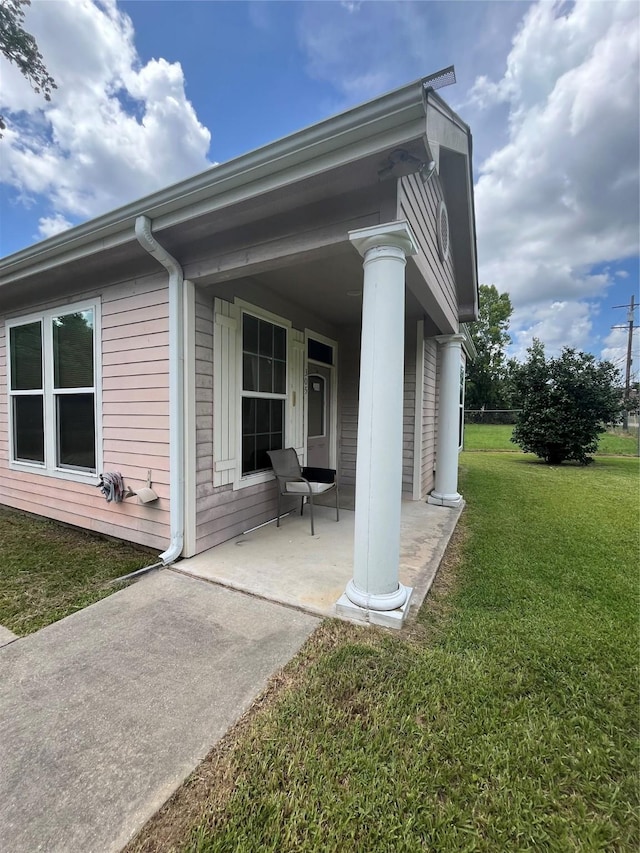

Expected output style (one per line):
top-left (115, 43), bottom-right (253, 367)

top-left (1, 77), bottom-right (432, 286)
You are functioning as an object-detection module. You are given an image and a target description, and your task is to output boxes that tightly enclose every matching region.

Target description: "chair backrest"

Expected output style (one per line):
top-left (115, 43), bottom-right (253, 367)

top-left (267, 448), bottom-right (301, 480)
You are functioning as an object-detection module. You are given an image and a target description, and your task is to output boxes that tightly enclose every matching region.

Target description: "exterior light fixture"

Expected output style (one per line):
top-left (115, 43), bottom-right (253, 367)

top-left (419, 160), bottom-right (437, 183)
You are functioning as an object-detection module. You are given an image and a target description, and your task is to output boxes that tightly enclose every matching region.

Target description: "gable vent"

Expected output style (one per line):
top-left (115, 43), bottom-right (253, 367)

top-left (437, 199), bottom-right (450, 263)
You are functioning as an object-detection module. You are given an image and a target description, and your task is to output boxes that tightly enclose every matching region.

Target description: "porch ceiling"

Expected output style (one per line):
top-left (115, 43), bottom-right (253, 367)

top-left (204, 244), bottom-right (428, 328)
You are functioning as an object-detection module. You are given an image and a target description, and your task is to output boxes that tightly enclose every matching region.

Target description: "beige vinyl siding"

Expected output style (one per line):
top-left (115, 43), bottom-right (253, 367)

top-left (337, 326), bottom-right (360, 489)
top-left (337, 322), bottom-right (416, 497)
top-left (399, 173), bottom-right (458, 328)
top-left (0, 275), bottom-right (171, 551)
top-left (402, 322), bottom-right (416, 497)
top-left (421, 337), bottom-right (438, 496)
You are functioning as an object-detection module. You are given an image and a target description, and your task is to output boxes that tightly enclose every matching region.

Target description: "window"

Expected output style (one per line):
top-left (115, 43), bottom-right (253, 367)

top-left (458, 356), bottom-right (466, 450)
top-left (307, 338), bottom-right (333, 366)
top-left (240, 311), bottom-right (287, 475)
top-left (7, 303), bottom-right (100, 478)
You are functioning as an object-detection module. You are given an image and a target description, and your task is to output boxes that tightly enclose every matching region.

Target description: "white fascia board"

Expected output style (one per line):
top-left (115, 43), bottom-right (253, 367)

top-left (425, 90), bottom-right (479, 321)
top-left (0, 79), bottom-right (430, 287)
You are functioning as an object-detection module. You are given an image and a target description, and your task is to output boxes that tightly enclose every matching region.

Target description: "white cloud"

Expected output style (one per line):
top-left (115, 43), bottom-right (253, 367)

top-left (0, 0), bottom-right (211, 235)
top-left (37, 214), bottom-right (73, 239)
top-left (473, 0), bottom-right (640, 353)
top-left (510, 300), bottom-right (594, 360)
top-left (615, 270), bottom-right (629, 279)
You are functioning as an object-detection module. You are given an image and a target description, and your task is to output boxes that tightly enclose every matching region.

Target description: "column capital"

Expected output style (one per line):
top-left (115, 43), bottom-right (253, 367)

top-left (435, 333), bottom-right (466, 348)
top-left (349, 220), bottom-right (418, 259)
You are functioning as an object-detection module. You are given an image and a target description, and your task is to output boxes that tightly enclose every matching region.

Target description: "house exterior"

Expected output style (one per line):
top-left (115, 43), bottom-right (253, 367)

top-left (0, 77), bottom-right (477, 625)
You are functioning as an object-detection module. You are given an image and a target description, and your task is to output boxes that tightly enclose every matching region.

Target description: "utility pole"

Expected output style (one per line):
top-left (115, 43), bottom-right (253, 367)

top-left (624, 294), bottom-right (635, 404)
top-left (612, 295), bottom-right (637, 431)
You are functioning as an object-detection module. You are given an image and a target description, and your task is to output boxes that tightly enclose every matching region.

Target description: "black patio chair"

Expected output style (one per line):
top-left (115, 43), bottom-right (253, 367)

top-left (267, 448), bottom-right (339, 536)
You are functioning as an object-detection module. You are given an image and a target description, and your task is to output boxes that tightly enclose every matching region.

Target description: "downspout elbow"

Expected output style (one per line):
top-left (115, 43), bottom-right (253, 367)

top-left (135, 215), bottom-right (185, 566)
top-left (135, 216), bottom-right (183, 284)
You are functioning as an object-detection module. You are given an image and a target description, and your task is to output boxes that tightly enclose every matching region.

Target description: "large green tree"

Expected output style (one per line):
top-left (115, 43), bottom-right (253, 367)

top-left (511, 340), bottom-right (622, 465)
top-left (465, 284), bottom-right (514, 411)
top-left (0, 0), bottom-right (56, 133)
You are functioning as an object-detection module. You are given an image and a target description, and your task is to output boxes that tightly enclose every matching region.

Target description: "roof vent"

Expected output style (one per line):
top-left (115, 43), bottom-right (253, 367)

top-left (437, 200), bottom-right (450, 263)
top-left (423, 65), bottom-right (456, 92)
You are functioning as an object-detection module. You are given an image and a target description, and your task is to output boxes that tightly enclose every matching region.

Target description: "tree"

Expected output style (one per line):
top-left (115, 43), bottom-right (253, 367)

top-left (0, 0), bottom-right (56, 133)
top-left (511, 340), bottom-right (623, 465)
top-left (465, 284), bottom-right (514, 412)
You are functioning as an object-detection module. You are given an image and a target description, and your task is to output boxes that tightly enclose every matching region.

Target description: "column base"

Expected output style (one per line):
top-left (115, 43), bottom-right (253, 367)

top-left (428, 491), bottom-right (463, 508)
top-left (335, 583), bottom-right (413, 629)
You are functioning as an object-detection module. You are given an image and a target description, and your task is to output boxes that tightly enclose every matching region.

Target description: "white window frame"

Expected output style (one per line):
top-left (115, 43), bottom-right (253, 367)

top-left (459, 351), bottom-right (466, 452)
top-left (6, 300), bottom-right (103, 484)
top-left (234, 300), bottom-right (291, 490)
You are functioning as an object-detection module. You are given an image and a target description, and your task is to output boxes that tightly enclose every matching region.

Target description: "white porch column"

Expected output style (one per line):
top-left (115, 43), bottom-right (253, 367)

top-left (337, 221), bottom-right (417, 626)
top-left (428, 334), bottom-right (466, 508)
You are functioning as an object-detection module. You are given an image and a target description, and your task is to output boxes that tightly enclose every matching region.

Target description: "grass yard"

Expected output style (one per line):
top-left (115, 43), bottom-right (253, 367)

top-left (129, 453), bottom-right (640, 853)
top-left (0, 506), bottom-right (157, 635)
top-left (464, 422), bottom-right (639, 456)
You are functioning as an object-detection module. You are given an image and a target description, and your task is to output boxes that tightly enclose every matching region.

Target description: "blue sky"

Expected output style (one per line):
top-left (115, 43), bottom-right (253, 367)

top-left (1, 0), bottom-right (638, 373)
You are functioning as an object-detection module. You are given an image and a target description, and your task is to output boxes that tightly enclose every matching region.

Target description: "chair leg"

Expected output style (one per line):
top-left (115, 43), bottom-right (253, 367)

top-left (336, 485), bottom-right (340, 522)
top-left (300, 498), bottom-right (305, 516)
top-left (309, 493), bottom-right (314, 536)
top-left (276, 490), bottom-right (281, 527)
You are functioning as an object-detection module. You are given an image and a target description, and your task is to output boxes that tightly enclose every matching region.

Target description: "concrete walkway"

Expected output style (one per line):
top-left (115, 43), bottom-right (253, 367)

top-left (0, 571), bottom-right (319, 853)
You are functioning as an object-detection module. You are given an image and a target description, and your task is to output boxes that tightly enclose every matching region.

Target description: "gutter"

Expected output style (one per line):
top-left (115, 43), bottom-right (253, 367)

top-left (134, 216), bottom-right (184, 565)
top-left (460, 324), bottom-right (478, 360)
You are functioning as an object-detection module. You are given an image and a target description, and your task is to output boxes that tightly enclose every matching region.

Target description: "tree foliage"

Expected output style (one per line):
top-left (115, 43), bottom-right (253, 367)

top-left (465, 284), bottom-right (514, 411)
top-left (0, 0), bottom-right (56, 133)
top-left (511, 340), bottom-right (623, 465)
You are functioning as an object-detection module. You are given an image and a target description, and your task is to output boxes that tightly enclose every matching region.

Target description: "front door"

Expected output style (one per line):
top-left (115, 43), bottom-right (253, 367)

top-left (306, 364), bottom-right (331, 468)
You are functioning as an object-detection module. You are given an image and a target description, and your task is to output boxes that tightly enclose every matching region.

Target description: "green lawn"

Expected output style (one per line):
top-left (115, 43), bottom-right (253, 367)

top-left (0, 506), bottom-right (157, 635)
top-left (129, 453), bottom-right (640, 853)
top-left (464, 422), bottom-right (639, 456)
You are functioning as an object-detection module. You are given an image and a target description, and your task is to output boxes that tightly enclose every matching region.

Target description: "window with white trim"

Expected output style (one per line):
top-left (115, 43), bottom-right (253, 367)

top-left (8, 303), bottom-right (100, 477)
top-left (459, 354), bottom-right (466, 451)
top-left (240, 311), bottom-right (287, 475)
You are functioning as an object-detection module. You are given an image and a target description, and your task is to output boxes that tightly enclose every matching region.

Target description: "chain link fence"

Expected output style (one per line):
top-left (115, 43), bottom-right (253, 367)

top-left (464, 409), bottom-right (521, 425)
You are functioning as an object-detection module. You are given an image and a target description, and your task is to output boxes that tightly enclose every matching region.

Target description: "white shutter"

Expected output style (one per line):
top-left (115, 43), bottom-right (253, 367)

top-left (289, 329), bottom-right (306, 464)
top-left (213, 298), bottom-right (239, 487)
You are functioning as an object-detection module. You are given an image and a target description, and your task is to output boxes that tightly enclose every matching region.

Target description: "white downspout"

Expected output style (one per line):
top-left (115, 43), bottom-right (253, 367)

top-left (135, 215), bottom-right (184, 565)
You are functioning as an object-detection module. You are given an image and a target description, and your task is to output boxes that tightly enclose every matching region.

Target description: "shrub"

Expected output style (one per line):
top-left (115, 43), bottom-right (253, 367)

top-left (511, 341), bottom-right (622, 465)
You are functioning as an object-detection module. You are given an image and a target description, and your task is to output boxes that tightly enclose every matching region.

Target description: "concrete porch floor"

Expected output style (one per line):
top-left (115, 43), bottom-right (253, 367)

top-left (177, 496), bottom-right (463, 623)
